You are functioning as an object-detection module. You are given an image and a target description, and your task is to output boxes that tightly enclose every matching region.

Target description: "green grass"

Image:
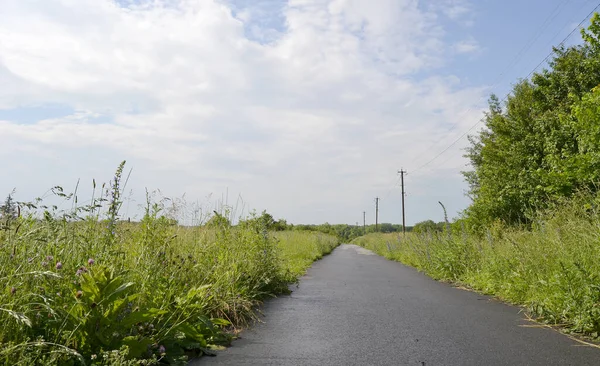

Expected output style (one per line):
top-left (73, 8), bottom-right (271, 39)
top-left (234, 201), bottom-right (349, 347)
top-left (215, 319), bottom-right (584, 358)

top-left (353, 196), bottom-right (600, 339)
top-left (0, 170), bottom-right (339, 364)
top-left (274, 231), bottom-right (339, 279)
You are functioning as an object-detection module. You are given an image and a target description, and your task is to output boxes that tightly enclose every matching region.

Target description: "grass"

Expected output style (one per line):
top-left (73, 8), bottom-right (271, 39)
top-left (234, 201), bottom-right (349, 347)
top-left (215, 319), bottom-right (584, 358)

top-left (0, 165), bottom-right (339, 365)
top-left (352, 195), bottom-right (600, 340)
top-left (274, 231), bottom-right (338, 279)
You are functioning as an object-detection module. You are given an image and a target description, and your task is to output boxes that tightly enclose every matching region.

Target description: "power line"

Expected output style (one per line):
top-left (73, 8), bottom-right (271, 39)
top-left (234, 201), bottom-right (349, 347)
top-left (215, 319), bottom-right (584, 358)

top-left (500, 0), bottom-right (571, 79)
top-left (405, 0), bottom-right (575, 172)
top-left (524, 2), bottom-right (600, 81)
top-left (410, 2), bottom-right (600, 175)
top-left (383, 175), bottom-right (402, 199)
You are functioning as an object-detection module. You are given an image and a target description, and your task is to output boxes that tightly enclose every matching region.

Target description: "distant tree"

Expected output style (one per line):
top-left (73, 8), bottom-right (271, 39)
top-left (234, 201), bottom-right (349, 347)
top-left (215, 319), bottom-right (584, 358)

top-left (239, 211), bottom-right (290, 231)
top-left (0, 192), bottom-right (17, 221)
top-left (271, 218), bottom-right (289, 231)
top-left (413, 220), bottom-right (443, 234)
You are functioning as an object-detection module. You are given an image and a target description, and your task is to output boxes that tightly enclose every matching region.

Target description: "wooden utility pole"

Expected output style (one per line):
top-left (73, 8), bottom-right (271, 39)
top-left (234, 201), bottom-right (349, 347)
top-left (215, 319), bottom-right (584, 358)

top-left (375, 197), bottom-right (380, 232)
top-left (363, 211), bottom-right (366, 234)
top-left (398, 169), bottom-right (407, 235)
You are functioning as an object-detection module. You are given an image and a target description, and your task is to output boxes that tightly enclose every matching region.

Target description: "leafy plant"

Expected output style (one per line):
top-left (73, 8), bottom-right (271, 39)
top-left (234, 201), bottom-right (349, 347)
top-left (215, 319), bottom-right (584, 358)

top-left (0, 162), bottom-right (338, 364)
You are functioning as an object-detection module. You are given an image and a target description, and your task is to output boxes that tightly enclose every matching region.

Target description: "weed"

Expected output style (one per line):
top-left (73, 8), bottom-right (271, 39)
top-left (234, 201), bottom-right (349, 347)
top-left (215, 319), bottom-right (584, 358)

top-left (0, 163), bottom-right (338, 364)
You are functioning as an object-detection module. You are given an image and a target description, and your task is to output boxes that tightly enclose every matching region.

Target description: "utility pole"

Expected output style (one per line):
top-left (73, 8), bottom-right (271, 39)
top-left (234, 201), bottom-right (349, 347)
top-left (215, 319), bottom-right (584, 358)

top-left (375, 197), bottom-right (380, 232)
top-left (363, 211), bottom-right (366, 234)
top-left (398, 169), bottom-right (407, 235)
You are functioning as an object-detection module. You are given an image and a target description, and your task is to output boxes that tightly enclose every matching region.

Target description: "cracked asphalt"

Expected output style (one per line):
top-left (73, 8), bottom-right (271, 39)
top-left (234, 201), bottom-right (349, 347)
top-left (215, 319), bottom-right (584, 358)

top-left (192, 244), bottom-right (600, 365)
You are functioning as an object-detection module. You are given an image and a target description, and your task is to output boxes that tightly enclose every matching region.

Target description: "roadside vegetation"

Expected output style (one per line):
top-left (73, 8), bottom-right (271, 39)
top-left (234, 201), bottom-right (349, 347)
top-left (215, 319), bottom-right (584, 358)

top-left (0, 162), bottom-right (338, 365)
top-left (292, 223), bottom-right (407, 242)
top-left (354, 195), bottom-right (600, 338)
top-left (356, 14), bottom-right (600, 340)
top-left (244, 209), bottom-right (409, 243)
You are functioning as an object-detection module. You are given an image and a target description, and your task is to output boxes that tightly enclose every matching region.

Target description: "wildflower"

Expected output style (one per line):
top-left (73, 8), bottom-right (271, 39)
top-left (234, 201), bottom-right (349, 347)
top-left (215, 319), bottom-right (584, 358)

top-left (75, 290), bottom-right (83, 299)
top-left (10, 287), bottom-right (16, 295)
top-left (41, 261), bottom-right (48, 267)
top-left (46, 255), bottom-right (53, 261)
top-left (159, 345), bottom-right (166, 355)
top-left (88, 258), bottom-right (95, 266)
top-left (27, 257), bottom-right (33, 263)
top-left (76, 266), bottom-right (88, 276)
top-left (55, 262), bottom-right (62, 270)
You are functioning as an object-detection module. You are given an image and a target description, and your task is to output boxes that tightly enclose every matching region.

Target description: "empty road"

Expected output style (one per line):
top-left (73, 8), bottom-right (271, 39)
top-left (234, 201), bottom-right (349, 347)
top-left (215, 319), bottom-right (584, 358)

top-left (194, 244), bottom-right (600, 365)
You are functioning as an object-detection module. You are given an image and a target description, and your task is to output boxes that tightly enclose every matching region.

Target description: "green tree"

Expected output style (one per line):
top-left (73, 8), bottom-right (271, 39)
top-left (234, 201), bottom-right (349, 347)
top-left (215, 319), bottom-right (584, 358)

top-left (464, 13), bottom-right (600, 228)
top-left (413, 220), bottom-right (442, 234)
top-left (0, 192), bottom-right (17, 221)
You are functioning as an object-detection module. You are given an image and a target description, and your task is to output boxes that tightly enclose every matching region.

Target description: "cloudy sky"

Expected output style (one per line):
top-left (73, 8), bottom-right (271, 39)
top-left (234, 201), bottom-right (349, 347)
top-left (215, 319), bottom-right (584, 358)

top-left (0, 0), bottom-right (597, 225)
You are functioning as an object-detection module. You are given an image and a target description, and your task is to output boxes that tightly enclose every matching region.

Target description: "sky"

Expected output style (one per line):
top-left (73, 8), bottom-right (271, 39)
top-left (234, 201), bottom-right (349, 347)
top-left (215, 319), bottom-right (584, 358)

top-left (0, 0), bottom-right (598, 225)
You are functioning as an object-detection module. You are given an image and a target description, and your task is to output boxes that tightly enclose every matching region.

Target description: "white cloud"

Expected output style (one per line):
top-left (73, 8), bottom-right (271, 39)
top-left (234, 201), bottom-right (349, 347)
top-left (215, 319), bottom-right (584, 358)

top-left (433, 0), bottom-right (474, 26)
top-left (0, 0), bottom-right (483, 224)
top-left (453, 38), bottom-right (480, 54)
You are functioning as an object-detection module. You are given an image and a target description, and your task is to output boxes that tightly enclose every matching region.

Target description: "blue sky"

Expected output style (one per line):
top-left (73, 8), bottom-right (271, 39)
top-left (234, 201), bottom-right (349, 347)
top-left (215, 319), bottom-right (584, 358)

top-left (0, 0), bottom-right (597, 225)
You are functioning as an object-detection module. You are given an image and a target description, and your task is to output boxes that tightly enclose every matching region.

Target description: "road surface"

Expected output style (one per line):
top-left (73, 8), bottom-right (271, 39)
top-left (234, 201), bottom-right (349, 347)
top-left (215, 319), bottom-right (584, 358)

top-left (193, 244), bottom-right (600, 365)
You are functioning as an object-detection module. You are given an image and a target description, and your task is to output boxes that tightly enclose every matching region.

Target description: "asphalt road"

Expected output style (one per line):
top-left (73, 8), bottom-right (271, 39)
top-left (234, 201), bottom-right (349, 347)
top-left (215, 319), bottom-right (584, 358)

top-left (193, 244), bottom-right (600, 365)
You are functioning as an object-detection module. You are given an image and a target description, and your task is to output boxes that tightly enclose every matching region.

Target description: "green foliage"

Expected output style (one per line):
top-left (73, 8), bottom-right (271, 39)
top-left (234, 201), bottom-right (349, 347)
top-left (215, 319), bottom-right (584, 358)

top-left (0, 164), bottom-right (338, 365)
top-left (293, 222), bottom-right (408, 242)
top-left (239, 211), bottom-right (290, 232)
top-left (0, 191), bottom-right (17, 223)
top-left (412, 220), bottom-right (445, 234)
top-left (204, 211), bottom-right (231, 229)
top-left (464, 14), bottom-right (600, 228)
top-left (353, 192), bottom-right (600, 338)
top-left (273, 232), bottom-right (339, 281)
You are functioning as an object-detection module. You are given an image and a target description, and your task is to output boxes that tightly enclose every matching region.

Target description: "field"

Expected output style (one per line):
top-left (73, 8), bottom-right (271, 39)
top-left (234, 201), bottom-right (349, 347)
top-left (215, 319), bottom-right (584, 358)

top-left (353, 196), bottom-right (600, 340)
top-left (0, 177), bottom-right (339, 365)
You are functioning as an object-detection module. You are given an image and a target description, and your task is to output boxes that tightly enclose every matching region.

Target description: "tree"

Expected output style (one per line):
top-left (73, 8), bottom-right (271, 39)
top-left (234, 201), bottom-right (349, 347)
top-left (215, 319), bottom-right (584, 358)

top-left (0, 192), bottom-right (17, 221)
top-left (239, 211), bottom-right (290, 231)
top-left (463, 14), bottom-right (600, 228)
top-left (413, 220), bottom-right (443, 234)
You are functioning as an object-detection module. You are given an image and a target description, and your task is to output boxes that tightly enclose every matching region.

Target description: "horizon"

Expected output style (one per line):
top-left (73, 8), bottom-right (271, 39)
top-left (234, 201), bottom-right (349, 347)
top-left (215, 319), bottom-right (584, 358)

top-left (1, 0), bottom-right (596, 226)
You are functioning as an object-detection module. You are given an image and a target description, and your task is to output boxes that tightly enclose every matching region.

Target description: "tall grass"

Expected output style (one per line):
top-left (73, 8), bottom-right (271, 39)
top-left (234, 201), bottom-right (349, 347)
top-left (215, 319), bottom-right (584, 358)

top-left (0, 166), bottom-right (339, 365)
top-left (273, 231), bottom-right (339, 280)
top-left (353, 195), bottom-right (600, 338)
